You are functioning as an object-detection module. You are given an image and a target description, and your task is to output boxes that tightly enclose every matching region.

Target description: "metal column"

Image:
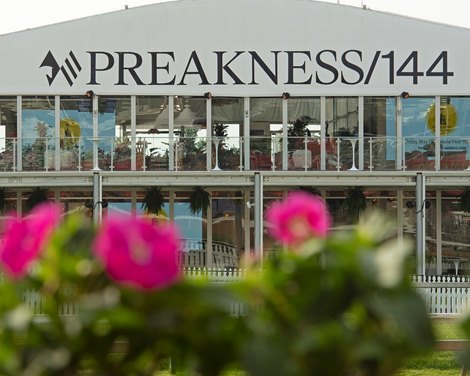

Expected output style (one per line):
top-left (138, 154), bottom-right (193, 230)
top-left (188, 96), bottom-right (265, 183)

top-left (416, 172), bottom-right (426, 275)
top-left (254, 172), bottom-right (264, 265)
top-left (93, 169), bottom-right (103, 225)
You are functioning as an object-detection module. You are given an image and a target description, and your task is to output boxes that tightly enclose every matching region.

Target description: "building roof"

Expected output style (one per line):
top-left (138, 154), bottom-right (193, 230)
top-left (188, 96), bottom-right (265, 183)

top-left (0, 0), bottom-right (468, 96)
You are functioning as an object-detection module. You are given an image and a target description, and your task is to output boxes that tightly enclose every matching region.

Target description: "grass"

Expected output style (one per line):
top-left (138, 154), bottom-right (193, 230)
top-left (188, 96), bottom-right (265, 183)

top-left (396, 319), bottom-right (466, 376)
top-left (82, 320), bottom-right (467, 375)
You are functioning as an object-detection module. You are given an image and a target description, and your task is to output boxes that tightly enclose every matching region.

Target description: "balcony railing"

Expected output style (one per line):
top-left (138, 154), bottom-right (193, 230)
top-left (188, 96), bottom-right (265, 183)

top-left (1, 135), bottom-right (468, 172)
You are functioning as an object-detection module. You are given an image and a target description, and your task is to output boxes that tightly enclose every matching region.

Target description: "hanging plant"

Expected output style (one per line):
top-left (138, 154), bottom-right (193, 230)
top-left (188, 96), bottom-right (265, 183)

top-left (459, 188), bottom-right (470, 213)
top-left (0, 188), bottom-right (6, 214)
top-left (188, 186), bottom-right (211, 215)
top-left (298, 186), bottom-right (322, 197)
top-left (25, 188), bottom-right (49, 213)
top-left (343, 186), bottom-right (367, 222)
top-left (141, 187), bottom-right (165, 215)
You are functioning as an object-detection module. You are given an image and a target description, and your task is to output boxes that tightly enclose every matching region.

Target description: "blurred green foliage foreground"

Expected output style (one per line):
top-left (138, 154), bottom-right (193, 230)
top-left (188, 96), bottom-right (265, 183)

top-left (0, 194), bottom-right (439, 375)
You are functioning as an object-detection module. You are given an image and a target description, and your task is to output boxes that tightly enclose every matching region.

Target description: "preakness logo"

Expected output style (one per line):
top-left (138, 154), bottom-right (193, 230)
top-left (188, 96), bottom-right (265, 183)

top-left (39, 49), bottom-right (454, 87)
top-left (40, 51), bottom-right (82, 86)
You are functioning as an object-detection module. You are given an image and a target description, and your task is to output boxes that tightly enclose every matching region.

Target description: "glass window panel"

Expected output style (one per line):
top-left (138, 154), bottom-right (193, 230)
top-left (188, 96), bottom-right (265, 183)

top-left (325, 97), bottom-right (358, 171)
top-left (287, 97), bottom-right (321, 171)
top-left (174, 96), bottom-right (206, 171)
top-left (60, 96), bottom-right (93, 171)
top-left (441, 194), bottom-right (470, 275)
top-left (439, 96), bottom-right (470, 170)
top-left (402, 97), bottom-right (435, 170)
top-left (250, 98), bottom-right (282, 170)
top-left (0, 97), bottom-right (17, 171)
top-left (175, 190), bottom-right (207, 267)
top-left (364, 97), bottom-right (397, 170)
top-left (212, 97), bottom-right (244, 171)
top-left (97, 96), bottom-right (131, 171)
top-left (136, 96), bottom-right (169, 171)
top-left (212, 191), bottom-right (244, 268)
top-left (22, 96), bottom-right (55, 171)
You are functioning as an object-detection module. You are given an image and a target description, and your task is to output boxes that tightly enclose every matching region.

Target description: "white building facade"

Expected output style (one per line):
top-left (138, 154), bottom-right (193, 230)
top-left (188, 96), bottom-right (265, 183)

top-left (0, 0), bottom-right (469, 275)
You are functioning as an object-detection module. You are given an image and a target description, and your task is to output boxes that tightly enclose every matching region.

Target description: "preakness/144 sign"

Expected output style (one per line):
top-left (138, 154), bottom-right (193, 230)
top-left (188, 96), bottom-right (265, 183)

top-left (40, 49), bottom-right (454, 88)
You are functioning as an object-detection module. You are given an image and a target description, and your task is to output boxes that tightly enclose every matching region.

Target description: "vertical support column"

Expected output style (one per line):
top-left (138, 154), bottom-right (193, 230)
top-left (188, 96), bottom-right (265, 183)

top-left (244, 97), bottom-right (250, 171)
top-left (358, 96), bottom-right (364, 170)
top-left (254, 172), bottom-right (264, 266)
top-left (131, 96), bottom-right (137, 171)
top-left (416, 172), bottom-right (426, 275)
top-left (131, 190), bottom-right (136, 214)
top-left (320, 96), bottom-right (326, 171)
top-left (397, 189), bottom-right (404, 243)
top-left (206, 190), bottom-right (213, 268)
top-left (55, 96), bottom-right (60, 171)
top-left (282, 96), bottom-right (288, 170)
top-left (168, 96), bottom-right (175, 171)
top-left (93, 169), bottom-right (103, 225)
top-left (92, 94), bottom-right (99, 170)
top-left (434, 96), bottom-right (441, 171)
top-left (17, 96), bottom-right (22, 172)
top-left (244, 189), bottom-right (251, 266)
top-left (396, 97), bottom-right (403, 170)
top-left (436, 190), bottom-right (442, 275)
top-left (169, 189), bottom-right (175, 223)
top-left (206, 96), bottom-right (212, 171)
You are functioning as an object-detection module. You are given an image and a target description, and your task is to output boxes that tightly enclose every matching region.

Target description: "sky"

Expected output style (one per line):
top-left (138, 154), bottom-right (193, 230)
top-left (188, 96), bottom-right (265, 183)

top-left (0, 0), bottom-right (469, 35)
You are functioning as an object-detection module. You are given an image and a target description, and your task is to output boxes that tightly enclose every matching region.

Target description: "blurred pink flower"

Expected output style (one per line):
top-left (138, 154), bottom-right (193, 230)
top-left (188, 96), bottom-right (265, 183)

top-left (93, 215), bottom-right (181, 291)
top-left (266, 191), bottom-right (330, 246)
top-left (0, 203), bottom-right (61, 279)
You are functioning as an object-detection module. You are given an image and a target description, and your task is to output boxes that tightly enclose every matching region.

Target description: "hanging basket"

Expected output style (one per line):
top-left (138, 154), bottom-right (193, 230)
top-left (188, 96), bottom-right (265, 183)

top-left (459, 188), bottom-right (470, 213)
top-left (26, 188), bottom-right (49, 213)
top-left (188, 186), bottom-right (211, 215)
top-left (343, 186), bottom-right (367, 222)
top-left (141, 187), bottom-right (165, 215)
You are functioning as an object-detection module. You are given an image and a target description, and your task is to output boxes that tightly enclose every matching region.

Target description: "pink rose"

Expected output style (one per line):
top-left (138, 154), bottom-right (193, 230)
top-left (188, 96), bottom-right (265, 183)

top-left (0, 203), bottom-right (61, 279)
top-left (93, 215), bottom-right (181, 291)
top-left (266, 191), bottom-right (330, 246)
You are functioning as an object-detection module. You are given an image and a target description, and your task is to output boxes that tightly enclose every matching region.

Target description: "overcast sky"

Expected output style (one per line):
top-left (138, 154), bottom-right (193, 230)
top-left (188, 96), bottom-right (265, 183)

top-left (0, 0), bottom-right (468, 35)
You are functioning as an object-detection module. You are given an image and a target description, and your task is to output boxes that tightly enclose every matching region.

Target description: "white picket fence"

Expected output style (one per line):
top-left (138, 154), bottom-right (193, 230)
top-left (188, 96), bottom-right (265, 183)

top-left (18, 271), bottom-right (470, 316)
top-left (412, 275), bottom-right (470, 315)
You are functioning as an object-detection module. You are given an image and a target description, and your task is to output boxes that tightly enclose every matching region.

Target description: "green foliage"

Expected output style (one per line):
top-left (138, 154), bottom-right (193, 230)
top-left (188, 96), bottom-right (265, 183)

top-left (25, 188), bottom-right (49, 212)
top-left (298, 186), bottom-right (322, 197)
top-left (343, 186), bottom-right (367, 222)
top-left (288, 116), bottom-right (311, 150)
top-left (142, 186), bottom-right (165, 214)
top-left (459, 188), bottom-right (470, 213)
top-left (0, 213), bottom-right (244, 376)
top-left (188, 186), bottom-right (211, 215)
top-left (0, 211), bottom-right (438, 375)
top-left (0, 188), bottom-right (6, 213)
top-left (232, 213), bottom-right (435, 376)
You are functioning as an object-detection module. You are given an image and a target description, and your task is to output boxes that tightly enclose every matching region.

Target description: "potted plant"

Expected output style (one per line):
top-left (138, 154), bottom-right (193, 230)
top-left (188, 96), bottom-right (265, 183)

top-left (343, 186), bottom-right (367, 222)
top-left (288, 116), bottom-right (311, 151)
top-left (141, 187), bottom-right (165, 215)
top-left (188, 186), bottom-right (211, 215)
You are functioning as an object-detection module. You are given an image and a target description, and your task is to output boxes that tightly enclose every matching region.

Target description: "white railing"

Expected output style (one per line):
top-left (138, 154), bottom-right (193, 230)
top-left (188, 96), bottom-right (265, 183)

top-left (412, 275), bottom-right (470, 314)
top-left (3, 135), bottom-right (470, 172)
top-left (18, 272), bottom-right (470, 316)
